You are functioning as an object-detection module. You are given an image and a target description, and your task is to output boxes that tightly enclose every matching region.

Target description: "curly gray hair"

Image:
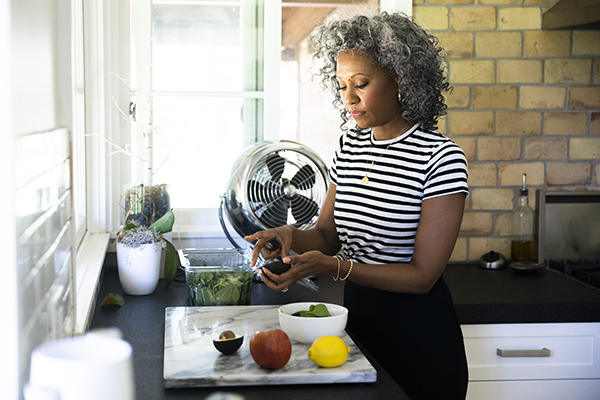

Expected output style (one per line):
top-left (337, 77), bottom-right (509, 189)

top-left (309, 8), bottom-right (450, 132)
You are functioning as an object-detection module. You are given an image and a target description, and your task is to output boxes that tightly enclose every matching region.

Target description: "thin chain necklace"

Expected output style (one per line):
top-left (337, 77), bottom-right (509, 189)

top-left (362, 121), bottom-right (411, 185)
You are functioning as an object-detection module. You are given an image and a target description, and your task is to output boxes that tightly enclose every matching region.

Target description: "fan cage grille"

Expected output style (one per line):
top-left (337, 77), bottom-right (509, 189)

top-left (246, 149), bottom-right (328, 230)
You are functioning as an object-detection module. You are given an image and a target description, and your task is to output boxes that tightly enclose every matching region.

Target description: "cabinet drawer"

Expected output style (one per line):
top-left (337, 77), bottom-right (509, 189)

top-left (461, 323), bottom-right (600, 381)
top-left (467, 379), bottom-right (600, 400)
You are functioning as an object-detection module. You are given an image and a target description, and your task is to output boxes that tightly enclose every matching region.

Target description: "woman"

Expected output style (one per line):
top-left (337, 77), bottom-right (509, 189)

top-left (246, 8), bottom-right (469, 400)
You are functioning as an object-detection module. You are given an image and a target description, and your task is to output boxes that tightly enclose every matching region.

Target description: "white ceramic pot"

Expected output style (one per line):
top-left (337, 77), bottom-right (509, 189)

top-left (117, 241), bottom-right (162, 295)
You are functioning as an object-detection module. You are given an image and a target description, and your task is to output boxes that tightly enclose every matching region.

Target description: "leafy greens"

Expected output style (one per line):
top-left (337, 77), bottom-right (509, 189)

top-left (291, 303), bottom-right (331, 318)
top-left (187, 268), bottom-right (253, 306)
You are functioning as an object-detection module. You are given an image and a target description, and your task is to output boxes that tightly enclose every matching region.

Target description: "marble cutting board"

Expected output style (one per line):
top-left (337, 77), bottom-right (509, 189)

top-left (163, 305), bottom-right (377, 388)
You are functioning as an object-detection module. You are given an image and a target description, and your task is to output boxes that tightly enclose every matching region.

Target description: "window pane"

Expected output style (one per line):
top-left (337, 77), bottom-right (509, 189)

top-left (152, 1), bottom-right (262, 92)
top-left (151, 96), bottom-right (260, 209)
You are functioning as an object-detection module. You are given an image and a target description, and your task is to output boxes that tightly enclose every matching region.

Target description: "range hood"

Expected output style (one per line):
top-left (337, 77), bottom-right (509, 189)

top-left (542, 0), bottom-right (600, 30)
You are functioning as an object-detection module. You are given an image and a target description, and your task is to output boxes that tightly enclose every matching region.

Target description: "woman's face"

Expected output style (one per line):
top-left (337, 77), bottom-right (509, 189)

top-left (336, 50), bottom-right (402, 131)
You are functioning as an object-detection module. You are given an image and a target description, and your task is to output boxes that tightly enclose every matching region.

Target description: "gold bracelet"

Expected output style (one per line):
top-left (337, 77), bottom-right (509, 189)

top-left (341, 259), bottom-right (354, 281)
top-left (333, 257), bottom-right (340, 281)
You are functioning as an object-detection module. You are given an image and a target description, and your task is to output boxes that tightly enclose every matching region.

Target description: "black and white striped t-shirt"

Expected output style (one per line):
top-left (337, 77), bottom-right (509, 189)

top-left (329, 124), bottom-right (469, 265)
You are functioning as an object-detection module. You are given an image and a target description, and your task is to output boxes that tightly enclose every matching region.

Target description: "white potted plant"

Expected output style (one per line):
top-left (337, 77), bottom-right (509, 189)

top-left (116, 209), bottom-right (178, 295)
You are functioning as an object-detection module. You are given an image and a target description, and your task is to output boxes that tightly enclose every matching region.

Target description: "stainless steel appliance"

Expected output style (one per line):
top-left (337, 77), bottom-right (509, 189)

top-left (537, 190), bottom-right (600, 289)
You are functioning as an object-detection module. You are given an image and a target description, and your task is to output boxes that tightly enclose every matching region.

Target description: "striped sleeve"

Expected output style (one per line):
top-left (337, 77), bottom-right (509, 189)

top-left (423, 140), bottom-right (469, 199)
top-left (328, 133), bottom-right (345, 186)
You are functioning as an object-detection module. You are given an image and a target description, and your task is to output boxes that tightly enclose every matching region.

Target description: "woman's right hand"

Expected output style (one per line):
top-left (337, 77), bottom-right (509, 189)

top-left (244, 225), bottom-right (294, 267)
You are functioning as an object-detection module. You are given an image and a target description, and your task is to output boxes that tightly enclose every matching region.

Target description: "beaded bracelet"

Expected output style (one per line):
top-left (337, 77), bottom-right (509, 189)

top-left (341, 259), bottom-right (354, 281)
top-left (332, 257), bottom-right (340, 281)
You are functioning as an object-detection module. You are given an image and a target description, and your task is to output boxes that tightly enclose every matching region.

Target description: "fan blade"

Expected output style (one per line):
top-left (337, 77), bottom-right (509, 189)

top-left (290, 164), bottom-right (316, 191)
top-left (291, 194), bottom-right (320, 225)
top-left (259, 198), bottom-right (290, 228)
top-left (265, 153), bottom-right (285, 182)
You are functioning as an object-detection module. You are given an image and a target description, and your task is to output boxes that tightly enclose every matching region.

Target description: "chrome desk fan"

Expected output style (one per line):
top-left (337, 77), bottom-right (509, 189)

top-left (219, 141), bottom-right (329, 291)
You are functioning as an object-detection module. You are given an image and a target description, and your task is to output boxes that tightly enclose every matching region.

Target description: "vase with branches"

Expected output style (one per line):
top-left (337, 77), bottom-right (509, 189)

top-left (91, 68), bottom-right (179, 289)
top-left (107, 71), bottom-right (174, 228)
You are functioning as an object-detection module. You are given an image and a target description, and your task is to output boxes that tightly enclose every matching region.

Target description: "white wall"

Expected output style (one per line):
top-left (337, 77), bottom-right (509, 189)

top-left (4, 1), bottom-right (75, 399)
top-left (0, 1), bottom-right (19, 398)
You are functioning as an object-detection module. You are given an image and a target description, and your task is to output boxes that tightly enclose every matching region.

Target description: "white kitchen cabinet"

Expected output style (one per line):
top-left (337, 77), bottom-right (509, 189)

top-left (462, 323), bottom-right (600, 400)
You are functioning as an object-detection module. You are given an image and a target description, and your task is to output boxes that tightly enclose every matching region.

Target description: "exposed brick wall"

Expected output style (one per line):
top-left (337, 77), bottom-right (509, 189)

top-left (413, 1), bottom-right (600, 262)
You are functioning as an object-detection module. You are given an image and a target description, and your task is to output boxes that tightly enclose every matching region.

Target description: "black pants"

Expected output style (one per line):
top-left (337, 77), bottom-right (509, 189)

top-left (344, 276), bottom-right (468, 400)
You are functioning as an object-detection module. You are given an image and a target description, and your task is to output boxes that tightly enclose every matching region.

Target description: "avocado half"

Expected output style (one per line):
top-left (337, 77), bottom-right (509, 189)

top-left (213, 331), bottom-right (244, 355)
top-left (263, 261), bottom-right (291, 275)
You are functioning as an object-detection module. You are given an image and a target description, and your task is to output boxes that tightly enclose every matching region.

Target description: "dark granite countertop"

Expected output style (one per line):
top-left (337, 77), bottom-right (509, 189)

top-left (89, 267), bottom-right (407, 400)
top-left (444, 263), bottom-right (600, 324)
top-left (89, 261), bottom-right (600, 400)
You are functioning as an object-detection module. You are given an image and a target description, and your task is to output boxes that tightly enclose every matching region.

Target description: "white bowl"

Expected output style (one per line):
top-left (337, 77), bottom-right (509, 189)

top-left (278, 302), bottom-right (348, 344)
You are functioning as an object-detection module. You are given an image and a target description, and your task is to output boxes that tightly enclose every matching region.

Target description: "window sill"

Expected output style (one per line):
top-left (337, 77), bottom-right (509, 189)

top-left (74, 232), bottom-right (110, 335)
top-left (72, 225), bottom-right (242, 336)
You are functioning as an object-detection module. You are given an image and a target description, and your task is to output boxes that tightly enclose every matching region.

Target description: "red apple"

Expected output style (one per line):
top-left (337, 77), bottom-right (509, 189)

top-left (249, 329), bottom-right (292, 369)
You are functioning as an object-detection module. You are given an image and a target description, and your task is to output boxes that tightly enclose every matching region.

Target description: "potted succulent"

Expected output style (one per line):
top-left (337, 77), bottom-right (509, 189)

top-left (116, 209), bottom-right (178, 295)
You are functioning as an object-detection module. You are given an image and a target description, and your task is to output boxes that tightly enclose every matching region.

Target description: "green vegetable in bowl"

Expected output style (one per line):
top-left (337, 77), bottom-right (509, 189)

top-left (291, 304), bottom-right (331, 318)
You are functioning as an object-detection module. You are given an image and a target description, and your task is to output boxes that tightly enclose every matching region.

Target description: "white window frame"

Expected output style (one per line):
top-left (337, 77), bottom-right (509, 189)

top-left (71, 0), bottom-right (87, 247)
top-left (128, 0), bottom-right (281, 242)
top-left (74, 0), bottom-right (130, 334)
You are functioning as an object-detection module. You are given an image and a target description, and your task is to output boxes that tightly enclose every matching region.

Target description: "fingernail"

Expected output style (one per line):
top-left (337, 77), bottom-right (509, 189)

top-left (282, 257), bottom-right (291, 263)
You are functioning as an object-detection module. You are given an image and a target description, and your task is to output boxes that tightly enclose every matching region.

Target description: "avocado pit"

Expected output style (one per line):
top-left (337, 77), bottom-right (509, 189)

top-left (219, 330), bottom-right (236, 340)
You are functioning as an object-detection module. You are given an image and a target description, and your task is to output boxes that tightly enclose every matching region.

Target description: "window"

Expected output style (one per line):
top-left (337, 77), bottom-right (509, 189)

top-left (128, 0), bottom-right (407, 237)
top-left (142, 1), bottom-right (266, 211)
top-left (129, 0), bottom-right (278, 235)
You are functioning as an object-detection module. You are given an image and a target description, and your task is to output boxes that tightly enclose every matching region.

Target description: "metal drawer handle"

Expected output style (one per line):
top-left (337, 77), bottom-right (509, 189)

top-left (496, 348), bottom-right (551, 358)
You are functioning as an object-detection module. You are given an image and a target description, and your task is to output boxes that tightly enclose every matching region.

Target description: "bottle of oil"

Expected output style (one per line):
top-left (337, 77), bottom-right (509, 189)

top-left (511, 173), bottom-right (535, 262)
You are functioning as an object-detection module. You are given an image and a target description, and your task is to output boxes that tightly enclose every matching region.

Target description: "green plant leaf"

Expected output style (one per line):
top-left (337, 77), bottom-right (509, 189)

top-left (163, 238), bottom-right (178, 286)
top-left (216, 285), bottom-right (240, 305)
top-left (100, 293), bottom-right (125, 307)
top-left (122, 223), bottom-right (137, 232)
top-left (149, 208), bottom-right (175, 233)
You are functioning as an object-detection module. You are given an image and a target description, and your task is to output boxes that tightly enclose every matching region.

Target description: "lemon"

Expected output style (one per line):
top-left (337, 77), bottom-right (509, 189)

top-left (308, 336), bottom-right (350, 367)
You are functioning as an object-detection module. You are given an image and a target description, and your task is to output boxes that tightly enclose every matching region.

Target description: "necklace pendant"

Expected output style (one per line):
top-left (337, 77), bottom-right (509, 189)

top-left (362, 176), bottom-right (369, 184)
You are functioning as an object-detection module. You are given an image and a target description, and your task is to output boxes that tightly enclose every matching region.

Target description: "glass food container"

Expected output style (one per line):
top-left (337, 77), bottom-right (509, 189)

top-left (178, 248), bottom-right (253, 306)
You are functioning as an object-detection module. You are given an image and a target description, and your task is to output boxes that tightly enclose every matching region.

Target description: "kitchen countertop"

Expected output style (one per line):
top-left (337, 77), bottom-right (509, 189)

top-left (89, 267), bottom-right (407, 400)
top-left (445, 263), bottom-right (600, 324)
top-left (89, 262), bottom-right (600, 400)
